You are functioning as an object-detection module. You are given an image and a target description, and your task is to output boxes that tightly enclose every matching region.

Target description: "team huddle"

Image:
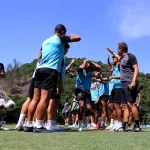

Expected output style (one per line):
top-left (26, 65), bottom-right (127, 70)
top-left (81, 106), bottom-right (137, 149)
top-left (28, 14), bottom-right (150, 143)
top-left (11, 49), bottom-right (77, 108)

top-left (0, 24), bottom-right (141, 133)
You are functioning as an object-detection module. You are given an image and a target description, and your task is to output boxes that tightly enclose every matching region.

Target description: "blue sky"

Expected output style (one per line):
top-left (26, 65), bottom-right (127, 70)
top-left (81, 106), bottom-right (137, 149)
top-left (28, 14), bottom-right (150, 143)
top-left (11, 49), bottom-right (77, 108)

top-left (1, 0), bottom-right (150, 73)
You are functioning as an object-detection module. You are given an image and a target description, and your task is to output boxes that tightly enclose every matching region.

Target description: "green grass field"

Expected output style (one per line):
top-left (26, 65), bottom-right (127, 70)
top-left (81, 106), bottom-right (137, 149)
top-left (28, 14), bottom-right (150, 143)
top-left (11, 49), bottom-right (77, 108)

top-left (0, 125), bottom-right (150, 150)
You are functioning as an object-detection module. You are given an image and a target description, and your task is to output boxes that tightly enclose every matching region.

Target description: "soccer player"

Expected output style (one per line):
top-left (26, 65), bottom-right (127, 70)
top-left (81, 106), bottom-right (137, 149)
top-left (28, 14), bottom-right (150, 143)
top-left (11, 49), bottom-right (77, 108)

top-left (98, 75), bottom-right (109, 130)
top-left (128, 84), bottom-right (141, 129)
top-left (46, 57), bottom-right (76, 131)
top-left (75, 60), bottom-right (101, 131)
top-left (70, 94), bottom-right (79, 128)
top-left (106, 54), bottom-right (123, 131)
top-left (89, 78), bottom-right (101, 130)
top-left (25, 24), bottom-right (81, 132)
top-left (16, 49), bottom-right (42, 130)
top-left (62, 99), bottom-right (71, 126)
top-left (107, 42), bottom-right (141, 132)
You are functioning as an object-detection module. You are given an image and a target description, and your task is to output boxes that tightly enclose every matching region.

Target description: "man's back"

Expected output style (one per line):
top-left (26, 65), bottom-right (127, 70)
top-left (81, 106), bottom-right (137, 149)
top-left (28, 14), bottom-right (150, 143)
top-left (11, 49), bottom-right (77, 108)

top-left (37, 35), bottom-right (64, 72)
top-left (120, 53), bottom-right (137, 82)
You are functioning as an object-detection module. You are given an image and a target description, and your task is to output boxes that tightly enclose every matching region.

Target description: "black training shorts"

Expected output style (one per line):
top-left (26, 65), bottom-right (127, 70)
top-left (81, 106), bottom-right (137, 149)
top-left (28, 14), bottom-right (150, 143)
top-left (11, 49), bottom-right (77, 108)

top-left (109, 88), bottom-right (122, 103)
top-left (34, 68), bottom-right (59, 92)
top-left (75, 88), bottom-right (92, 106)
top-left (28, 78), bottom-right (35, 99)
top-left (99, 95), bottom-right (108, 102)
top-left (121, 81), bottom-right (137, 103)
top-left (63, 112), bottom-right (69, 118)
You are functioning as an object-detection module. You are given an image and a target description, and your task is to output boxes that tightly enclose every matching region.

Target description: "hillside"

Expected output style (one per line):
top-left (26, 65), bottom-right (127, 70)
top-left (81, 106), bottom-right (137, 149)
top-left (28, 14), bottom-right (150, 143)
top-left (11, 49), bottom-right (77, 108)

top-left (1, 57), bottom-right (150, 123)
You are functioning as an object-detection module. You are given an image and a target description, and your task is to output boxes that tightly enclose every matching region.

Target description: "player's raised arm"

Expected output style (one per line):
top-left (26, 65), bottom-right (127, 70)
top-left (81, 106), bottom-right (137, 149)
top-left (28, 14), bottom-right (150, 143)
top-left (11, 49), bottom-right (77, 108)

top-left (107, 54), bottom-right (113, 72)
top-left (106, 48), bottom-right (120, 60)
top-left (66, 58), bottom-right (76, 71)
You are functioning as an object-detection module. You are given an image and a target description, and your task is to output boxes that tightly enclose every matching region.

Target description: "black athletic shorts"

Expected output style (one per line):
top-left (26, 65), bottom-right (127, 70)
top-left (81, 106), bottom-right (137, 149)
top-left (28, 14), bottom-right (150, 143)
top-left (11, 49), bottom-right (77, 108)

top-left (28, 78), bottom-right (35, 99)
top-left (63, 112), bottom-right (69, 118)
top-left (99, 95), bottom-right (108, 102)
top-left (91, 101), bottom-right (100, 111)
top-left (72, 109), bottom-right (79, 115)
top-left (121, 81), bottom-right (137, 103)
top-left (109, 88), bottom-right (122, 103)
top-left (34, 68), bottom-right (59, 92)
top-left (75, 88), bottom-right (92, 105)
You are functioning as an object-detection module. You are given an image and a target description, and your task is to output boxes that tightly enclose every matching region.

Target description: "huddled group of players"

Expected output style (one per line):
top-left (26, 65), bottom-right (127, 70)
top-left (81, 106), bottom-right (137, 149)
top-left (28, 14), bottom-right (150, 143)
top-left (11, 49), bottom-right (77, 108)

top-left (0, 24), bottom-right (141, 133)
top-left (62, 54), bottom-right (141, 132)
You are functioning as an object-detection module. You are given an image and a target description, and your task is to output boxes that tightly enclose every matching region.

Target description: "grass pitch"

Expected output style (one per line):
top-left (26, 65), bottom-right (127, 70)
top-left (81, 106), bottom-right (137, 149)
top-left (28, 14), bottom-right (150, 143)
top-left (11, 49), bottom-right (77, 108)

top-left (0, 125), bottom-right (150, 150)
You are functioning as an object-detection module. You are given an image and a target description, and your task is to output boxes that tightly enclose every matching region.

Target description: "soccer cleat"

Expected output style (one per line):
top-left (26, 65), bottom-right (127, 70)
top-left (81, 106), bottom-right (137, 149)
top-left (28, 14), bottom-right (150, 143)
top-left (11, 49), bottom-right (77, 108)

top-left (105, 124), bottom-right (114, 130)
top-left (132, 126), bottom-right (141, 132)
top-left (24, 127), bottom-right (33, 132)
top-left (0, 125), bottom-right (9, 131)
top-left (46, 125), bottom-right (64, 132)
top-left (126, 127), bottom-right (132, 132)
top-left (78, 127), bottom-right (83, 132)
top-left (123, 126), bottom-right (129, 132)
top-left (69, 124), bottom-right (75, 128)
top-left (16, 123), bottom-right (24, 131)
top-left (88, 126), bottom-right (97, 130)
top-left (114, 127), bottom-right (124, 132)
top-left (33, 126), bottom-right (48, 133)
top-left (109, 125), bottom-right (117, 132)
top-left (0, 125), bottom-right (4, 130)
top-left (100, 124), bottom-right (106, 130)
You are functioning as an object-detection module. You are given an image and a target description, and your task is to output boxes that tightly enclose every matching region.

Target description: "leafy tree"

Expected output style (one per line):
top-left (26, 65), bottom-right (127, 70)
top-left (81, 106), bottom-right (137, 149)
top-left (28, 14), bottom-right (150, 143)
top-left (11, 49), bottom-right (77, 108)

top-left (2, 57), bottom-right (150, 124)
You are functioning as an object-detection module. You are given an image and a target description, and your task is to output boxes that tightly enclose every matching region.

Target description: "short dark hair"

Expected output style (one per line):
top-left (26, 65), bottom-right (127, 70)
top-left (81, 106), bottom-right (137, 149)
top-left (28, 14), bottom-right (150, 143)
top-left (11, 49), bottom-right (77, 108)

top-left (55, 24), bottom-right (66, 34)
top-left (118, 42), bottom-right (128, 52)
top-left (86, 61), bottom-right (92, 66)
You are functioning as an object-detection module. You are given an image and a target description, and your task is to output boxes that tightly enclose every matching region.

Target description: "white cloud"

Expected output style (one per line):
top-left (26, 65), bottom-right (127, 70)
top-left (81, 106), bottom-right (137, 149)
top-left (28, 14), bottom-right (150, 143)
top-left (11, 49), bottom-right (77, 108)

top-left (112, 0), bottom-right (150, 39)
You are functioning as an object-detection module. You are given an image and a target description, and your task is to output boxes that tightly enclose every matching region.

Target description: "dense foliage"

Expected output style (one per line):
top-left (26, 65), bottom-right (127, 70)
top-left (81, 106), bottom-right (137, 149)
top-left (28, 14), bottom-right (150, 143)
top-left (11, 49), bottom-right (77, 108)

top-left (2, 57), bottom-right (150, 124)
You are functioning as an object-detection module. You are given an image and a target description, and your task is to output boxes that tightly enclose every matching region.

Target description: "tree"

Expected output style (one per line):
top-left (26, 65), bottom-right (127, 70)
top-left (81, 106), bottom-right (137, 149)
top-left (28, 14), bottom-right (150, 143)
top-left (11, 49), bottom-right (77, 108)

top-left (2, 57), bottom-right (150, 124)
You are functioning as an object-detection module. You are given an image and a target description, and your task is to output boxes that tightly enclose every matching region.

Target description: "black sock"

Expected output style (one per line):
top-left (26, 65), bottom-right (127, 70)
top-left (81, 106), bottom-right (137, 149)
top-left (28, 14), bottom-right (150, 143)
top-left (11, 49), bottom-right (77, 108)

top-left (128, 124), bottom-right (131, 127)
top-left (134, 120), bottom-right (140, 128)
top-left (123, 122), bottom-right (128, 129)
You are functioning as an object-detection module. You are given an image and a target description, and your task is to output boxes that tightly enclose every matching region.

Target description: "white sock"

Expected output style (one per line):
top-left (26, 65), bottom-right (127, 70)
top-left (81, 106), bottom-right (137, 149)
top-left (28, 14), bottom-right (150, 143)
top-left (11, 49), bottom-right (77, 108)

top-left (79, 120), bottom-right (83, 128)
top-left (114, 120), bottom-right (118, 127)
top-left (18, 114), bottom-right (26, 124)
top-left (110, 119), bottom-right (114, 125)
top-left (47, 120), bottom-right (56, 126)
top-left (118, 122), bottom-right (122, 127)
top-left (27, 121), bottom-right (33, 127)
top-left (101, 122), bottom-right (105, 125)
top-left (35, 120), bottom-right (43, 128)
top-left (91, 123), bottom-right (96, 127)
top-left (32, 121), bottom-right (35, 127)
top-left (87, 123), bottom-right (91, 127)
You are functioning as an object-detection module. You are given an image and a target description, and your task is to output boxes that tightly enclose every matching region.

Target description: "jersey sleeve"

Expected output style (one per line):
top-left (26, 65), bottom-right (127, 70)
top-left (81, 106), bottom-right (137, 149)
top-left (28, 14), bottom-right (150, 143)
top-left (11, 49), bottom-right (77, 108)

top-left (59, 35), bottom-right (71, 43)
top-left (128, 53), bottom-right (138, 66)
